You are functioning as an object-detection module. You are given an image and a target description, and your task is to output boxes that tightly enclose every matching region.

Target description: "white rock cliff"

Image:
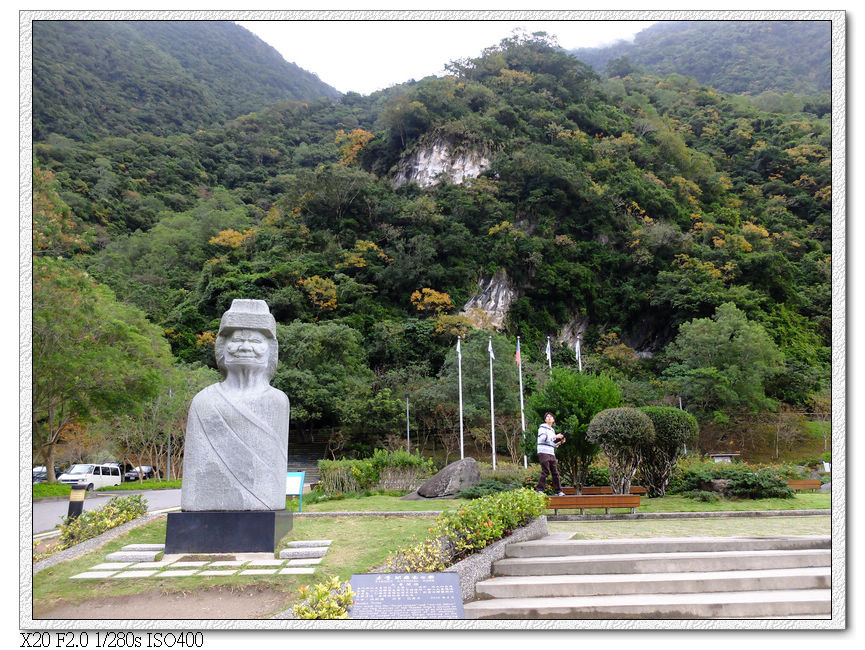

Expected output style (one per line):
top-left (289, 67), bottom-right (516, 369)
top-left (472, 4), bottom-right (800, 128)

top-left (460, 270), bottom-right (517, 331)
top-left (394, 139), bottom-right (489, 187)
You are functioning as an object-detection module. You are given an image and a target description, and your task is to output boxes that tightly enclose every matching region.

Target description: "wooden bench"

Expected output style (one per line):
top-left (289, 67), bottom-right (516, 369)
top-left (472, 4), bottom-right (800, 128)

top-left (787, 479), bottom-right (822, 492)
top-left (562, 486), bottom-right (647, 495)
top-left (546, 494), bottom-right (641, 514)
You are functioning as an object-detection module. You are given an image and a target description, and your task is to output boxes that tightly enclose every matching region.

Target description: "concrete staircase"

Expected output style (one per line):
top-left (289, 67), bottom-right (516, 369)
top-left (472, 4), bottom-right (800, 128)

top-left (287, 442), bottom-right (327, 484)
top-left (463, 533), bottom-right (831, 619)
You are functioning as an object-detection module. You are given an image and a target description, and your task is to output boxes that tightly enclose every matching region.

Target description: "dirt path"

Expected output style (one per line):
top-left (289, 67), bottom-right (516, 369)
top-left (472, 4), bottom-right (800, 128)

top-left (33, 585), bottom-right (291, 620)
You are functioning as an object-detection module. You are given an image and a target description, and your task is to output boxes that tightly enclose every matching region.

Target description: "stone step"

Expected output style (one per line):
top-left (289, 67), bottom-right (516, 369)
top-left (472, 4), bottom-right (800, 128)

top-left (278, 546), bottom-right (329, 560)
top-left (105, 550), bottom-right (161, 563)
top-left (506, 535), bottom-right (831, 558)
top-left (463, 589), bottom-right (831, 619)
top-left (493, 549), bottom-right (831, 576)
top-left (475, 566), bottom-right (831, 599)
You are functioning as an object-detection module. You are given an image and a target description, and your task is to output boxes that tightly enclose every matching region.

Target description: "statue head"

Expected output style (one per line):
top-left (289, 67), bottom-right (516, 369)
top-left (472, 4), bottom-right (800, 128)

top-left (214, 299), bottom-right (278, 380)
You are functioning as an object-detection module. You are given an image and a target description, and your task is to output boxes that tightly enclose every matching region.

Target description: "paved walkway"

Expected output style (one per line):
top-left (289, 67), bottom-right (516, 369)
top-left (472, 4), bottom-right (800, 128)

top-left (67, 540), bottom-right (333, 581)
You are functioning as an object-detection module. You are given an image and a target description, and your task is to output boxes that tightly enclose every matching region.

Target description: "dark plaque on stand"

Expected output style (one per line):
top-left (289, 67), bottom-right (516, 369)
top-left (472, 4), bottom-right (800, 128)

top-left (348, 572), bottom-right (464, 619)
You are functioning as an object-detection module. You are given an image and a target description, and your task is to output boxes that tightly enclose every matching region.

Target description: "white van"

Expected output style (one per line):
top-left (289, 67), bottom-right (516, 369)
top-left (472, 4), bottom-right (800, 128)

top-left (57, 463), bottom-right (122, 491)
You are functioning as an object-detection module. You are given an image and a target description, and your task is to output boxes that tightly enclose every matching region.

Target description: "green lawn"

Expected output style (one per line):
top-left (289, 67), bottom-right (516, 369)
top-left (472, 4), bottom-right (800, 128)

top-left (285, 491), bottom-right (829, 515)
top-left (551, 516), bottom-right (831, 538)
top-left (33, 479), bottom-right (182, 499)
top-left (287, 493), bottom-right (474, 512)
top-left (33, 514), bottom-right (433, 614)
top-left (107, 479), bottom-right (182, 491)
top-left (626, 492), bottom-right (829, 513)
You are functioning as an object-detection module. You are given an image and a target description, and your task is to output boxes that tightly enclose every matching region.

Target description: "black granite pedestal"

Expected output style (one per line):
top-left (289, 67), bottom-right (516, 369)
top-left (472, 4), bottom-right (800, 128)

top-left (164, 510), bottom-right (293, 554)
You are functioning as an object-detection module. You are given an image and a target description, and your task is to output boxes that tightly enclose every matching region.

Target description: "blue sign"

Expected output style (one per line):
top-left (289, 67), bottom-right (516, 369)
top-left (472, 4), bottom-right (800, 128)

top-left (349, 572), bottom-right (464, 619)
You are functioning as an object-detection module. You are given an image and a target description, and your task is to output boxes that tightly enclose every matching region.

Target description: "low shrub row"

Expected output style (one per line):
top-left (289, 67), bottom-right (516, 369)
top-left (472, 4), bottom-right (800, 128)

top-left (57, 494), bottom-right (148, 550)
top-left (383, 488), bottom-right (547, 572)
top-left (317, 449), bottom-right (435, 495)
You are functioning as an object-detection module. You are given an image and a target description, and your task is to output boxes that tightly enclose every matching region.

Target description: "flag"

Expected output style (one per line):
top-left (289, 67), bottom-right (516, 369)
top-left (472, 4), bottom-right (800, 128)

top-left (488, 337), bottom-right (495, 360)
top-left (515, 338), bottom-right (521, 366)
top-left (457, 336), bottom-right (462, 362)
top-left (576, 335), bottom-right (582, 371)
top-left (545, 337), bottom-right (552, 365)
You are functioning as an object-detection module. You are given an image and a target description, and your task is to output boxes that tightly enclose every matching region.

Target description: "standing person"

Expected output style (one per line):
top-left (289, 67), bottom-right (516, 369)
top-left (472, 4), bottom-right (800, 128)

top-left (536, 412), bottom-right (565, 496)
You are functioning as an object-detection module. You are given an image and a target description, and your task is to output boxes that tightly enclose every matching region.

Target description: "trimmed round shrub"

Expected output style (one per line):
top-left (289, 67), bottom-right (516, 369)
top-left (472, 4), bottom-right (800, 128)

top-left (586, 408), bottom-right (655, 494)
top-left (637, 406), bottom-right (699, 497)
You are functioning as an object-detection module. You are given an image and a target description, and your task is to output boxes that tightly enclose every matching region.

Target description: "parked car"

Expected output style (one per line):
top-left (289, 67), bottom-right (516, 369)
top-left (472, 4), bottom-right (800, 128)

top-left (32, 466), bottom-right (63, 483)
top-left (124, 466), bottom-right (156, 482)
top-left (57, 463), bottom-right (122, 491)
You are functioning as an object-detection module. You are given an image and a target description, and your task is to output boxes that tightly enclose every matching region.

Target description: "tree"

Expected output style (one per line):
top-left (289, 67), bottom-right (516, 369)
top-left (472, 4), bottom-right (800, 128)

top-left (525, 368), bottom-right (623, 492)
top-left (437, 331), bottom-right (521, 429)
top-left (272, 320), bottom-right (374, 442)
top-left (662, 302), bottom-right (785, 420)
top-left (33, 257), bottom-right (174, 481)
top-left (32, 165), bottom-right (93, 257)
top-left (586, 408), bottom-right (655, 494)
top-left (637, 406), bottom-right (699, 497)
top-left (109, 363), bottom-right (218, 481)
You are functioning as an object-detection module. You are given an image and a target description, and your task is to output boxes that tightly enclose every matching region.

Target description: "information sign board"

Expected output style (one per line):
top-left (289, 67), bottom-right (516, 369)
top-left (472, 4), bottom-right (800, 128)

top-left (348, 572), bottom-right (464, 619)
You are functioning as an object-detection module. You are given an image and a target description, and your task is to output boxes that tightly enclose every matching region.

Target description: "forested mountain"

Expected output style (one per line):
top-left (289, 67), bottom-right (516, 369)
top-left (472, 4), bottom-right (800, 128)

top-left (32, 21), bottom-right (340, 142)
top-left (32, 27), bottom-right (832, 461)
top-left (570, 21), bottom-right (831, 101)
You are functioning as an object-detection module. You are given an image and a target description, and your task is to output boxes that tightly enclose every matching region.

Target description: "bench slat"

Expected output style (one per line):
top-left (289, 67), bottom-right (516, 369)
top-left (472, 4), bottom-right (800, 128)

top-left (787, 479), bottom-right (821, 491)
top-left (546, 494), bottom-right (641, 515)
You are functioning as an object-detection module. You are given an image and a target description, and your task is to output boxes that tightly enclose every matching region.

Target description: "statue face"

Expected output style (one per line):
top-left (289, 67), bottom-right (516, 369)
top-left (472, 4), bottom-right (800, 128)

top-left (224, 329), bottom-right (270, 370)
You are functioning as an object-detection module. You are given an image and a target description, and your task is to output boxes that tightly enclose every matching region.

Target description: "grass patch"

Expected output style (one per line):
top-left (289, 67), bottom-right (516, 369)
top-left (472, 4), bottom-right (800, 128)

top-left (285, 494), bottom-right (473, 512)
top-left (545, 492), bottom-right (829, 516)
top-left (107, 479), bottom-right (182, 491)
top-left (33, 483), bottom-right (72, 498)
top-left (279, 516), bottom-right (434, 580)
top-left (551, 516), bottom-right (831, 539)
top-left (279, 492), bottom-right (830, 516)
top-left (34, 479), bottom-right (182, 499)
top-left (33, 513), bottom-right (433, 615)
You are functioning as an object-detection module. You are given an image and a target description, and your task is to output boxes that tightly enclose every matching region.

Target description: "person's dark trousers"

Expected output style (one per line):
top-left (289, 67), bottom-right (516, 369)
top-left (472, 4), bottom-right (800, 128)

top-left (536, 453), bottom-right (562, 493)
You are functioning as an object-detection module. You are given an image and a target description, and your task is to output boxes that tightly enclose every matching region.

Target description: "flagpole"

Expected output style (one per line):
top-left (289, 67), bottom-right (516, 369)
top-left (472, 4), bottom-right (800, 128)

top-left (457, 336), bottom-right (464, 460)
top-left (517, 336), bottom-right (527, 468)
top-left (489, 335), bottom-right (496, 471)
top-left (576, 333), bottom-right (582, 372)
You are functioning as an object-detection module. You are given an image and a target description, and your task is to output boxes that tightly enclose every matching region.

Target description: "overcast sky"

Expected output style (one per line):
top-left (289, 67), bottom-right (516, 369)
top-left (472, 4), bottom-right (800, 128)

top-left (237, 19), bottom-right (656, 95)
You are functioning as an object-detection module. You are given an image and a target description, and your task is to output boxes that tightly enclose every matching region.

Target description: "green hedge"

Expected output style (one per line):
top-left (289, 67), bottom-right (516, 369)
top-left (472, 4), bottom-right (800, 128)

top-left (383, 488), bottom-right (547, 572)
top-left (317, 449), bottom-right (435, 495)
top-left (668, 459), bottom-right (795, 499)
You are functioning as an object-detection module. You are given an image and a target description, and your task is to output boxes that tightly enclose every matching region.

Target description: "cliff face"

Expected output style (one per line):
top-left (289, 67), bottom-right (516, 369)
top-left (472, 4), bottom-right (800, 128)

top-left (556, 314), bottom-right (588, 351)
top-left (393, 138), bottom-right (489, 187)
top-left (460, 270), bottom-right (518, 330)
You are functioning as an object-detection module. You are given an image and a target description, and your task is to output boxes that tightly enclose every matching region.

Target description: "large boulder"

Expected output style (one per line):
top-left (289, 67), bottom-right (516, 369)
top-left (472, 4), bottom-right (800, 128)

top-left (405, 458), bottom-right (481, 499)
top-left (700, 478), bottom-right (733, 496)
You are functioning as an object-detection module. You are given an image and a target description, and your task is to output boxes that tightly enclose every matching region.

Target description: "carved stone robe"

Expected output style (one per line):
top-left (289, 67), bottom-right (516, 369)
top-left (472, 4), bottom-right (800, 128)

top-left (180, 383), bottom-right (289, 511)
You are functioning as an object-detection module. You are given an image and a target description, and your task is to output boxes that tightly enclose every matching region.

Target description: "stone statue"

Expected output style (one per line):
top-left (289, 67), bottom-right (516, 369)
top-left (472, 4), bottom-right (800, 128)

top-left (180, 299), bottom-right (289, 511)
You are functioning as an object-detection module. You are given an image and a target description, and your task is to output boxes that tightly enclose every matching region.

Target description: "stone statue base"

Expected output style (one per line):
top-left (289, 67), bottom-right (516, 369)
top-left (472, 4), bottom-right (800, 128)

top-left (164, 510), bottom-right (293, 554)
